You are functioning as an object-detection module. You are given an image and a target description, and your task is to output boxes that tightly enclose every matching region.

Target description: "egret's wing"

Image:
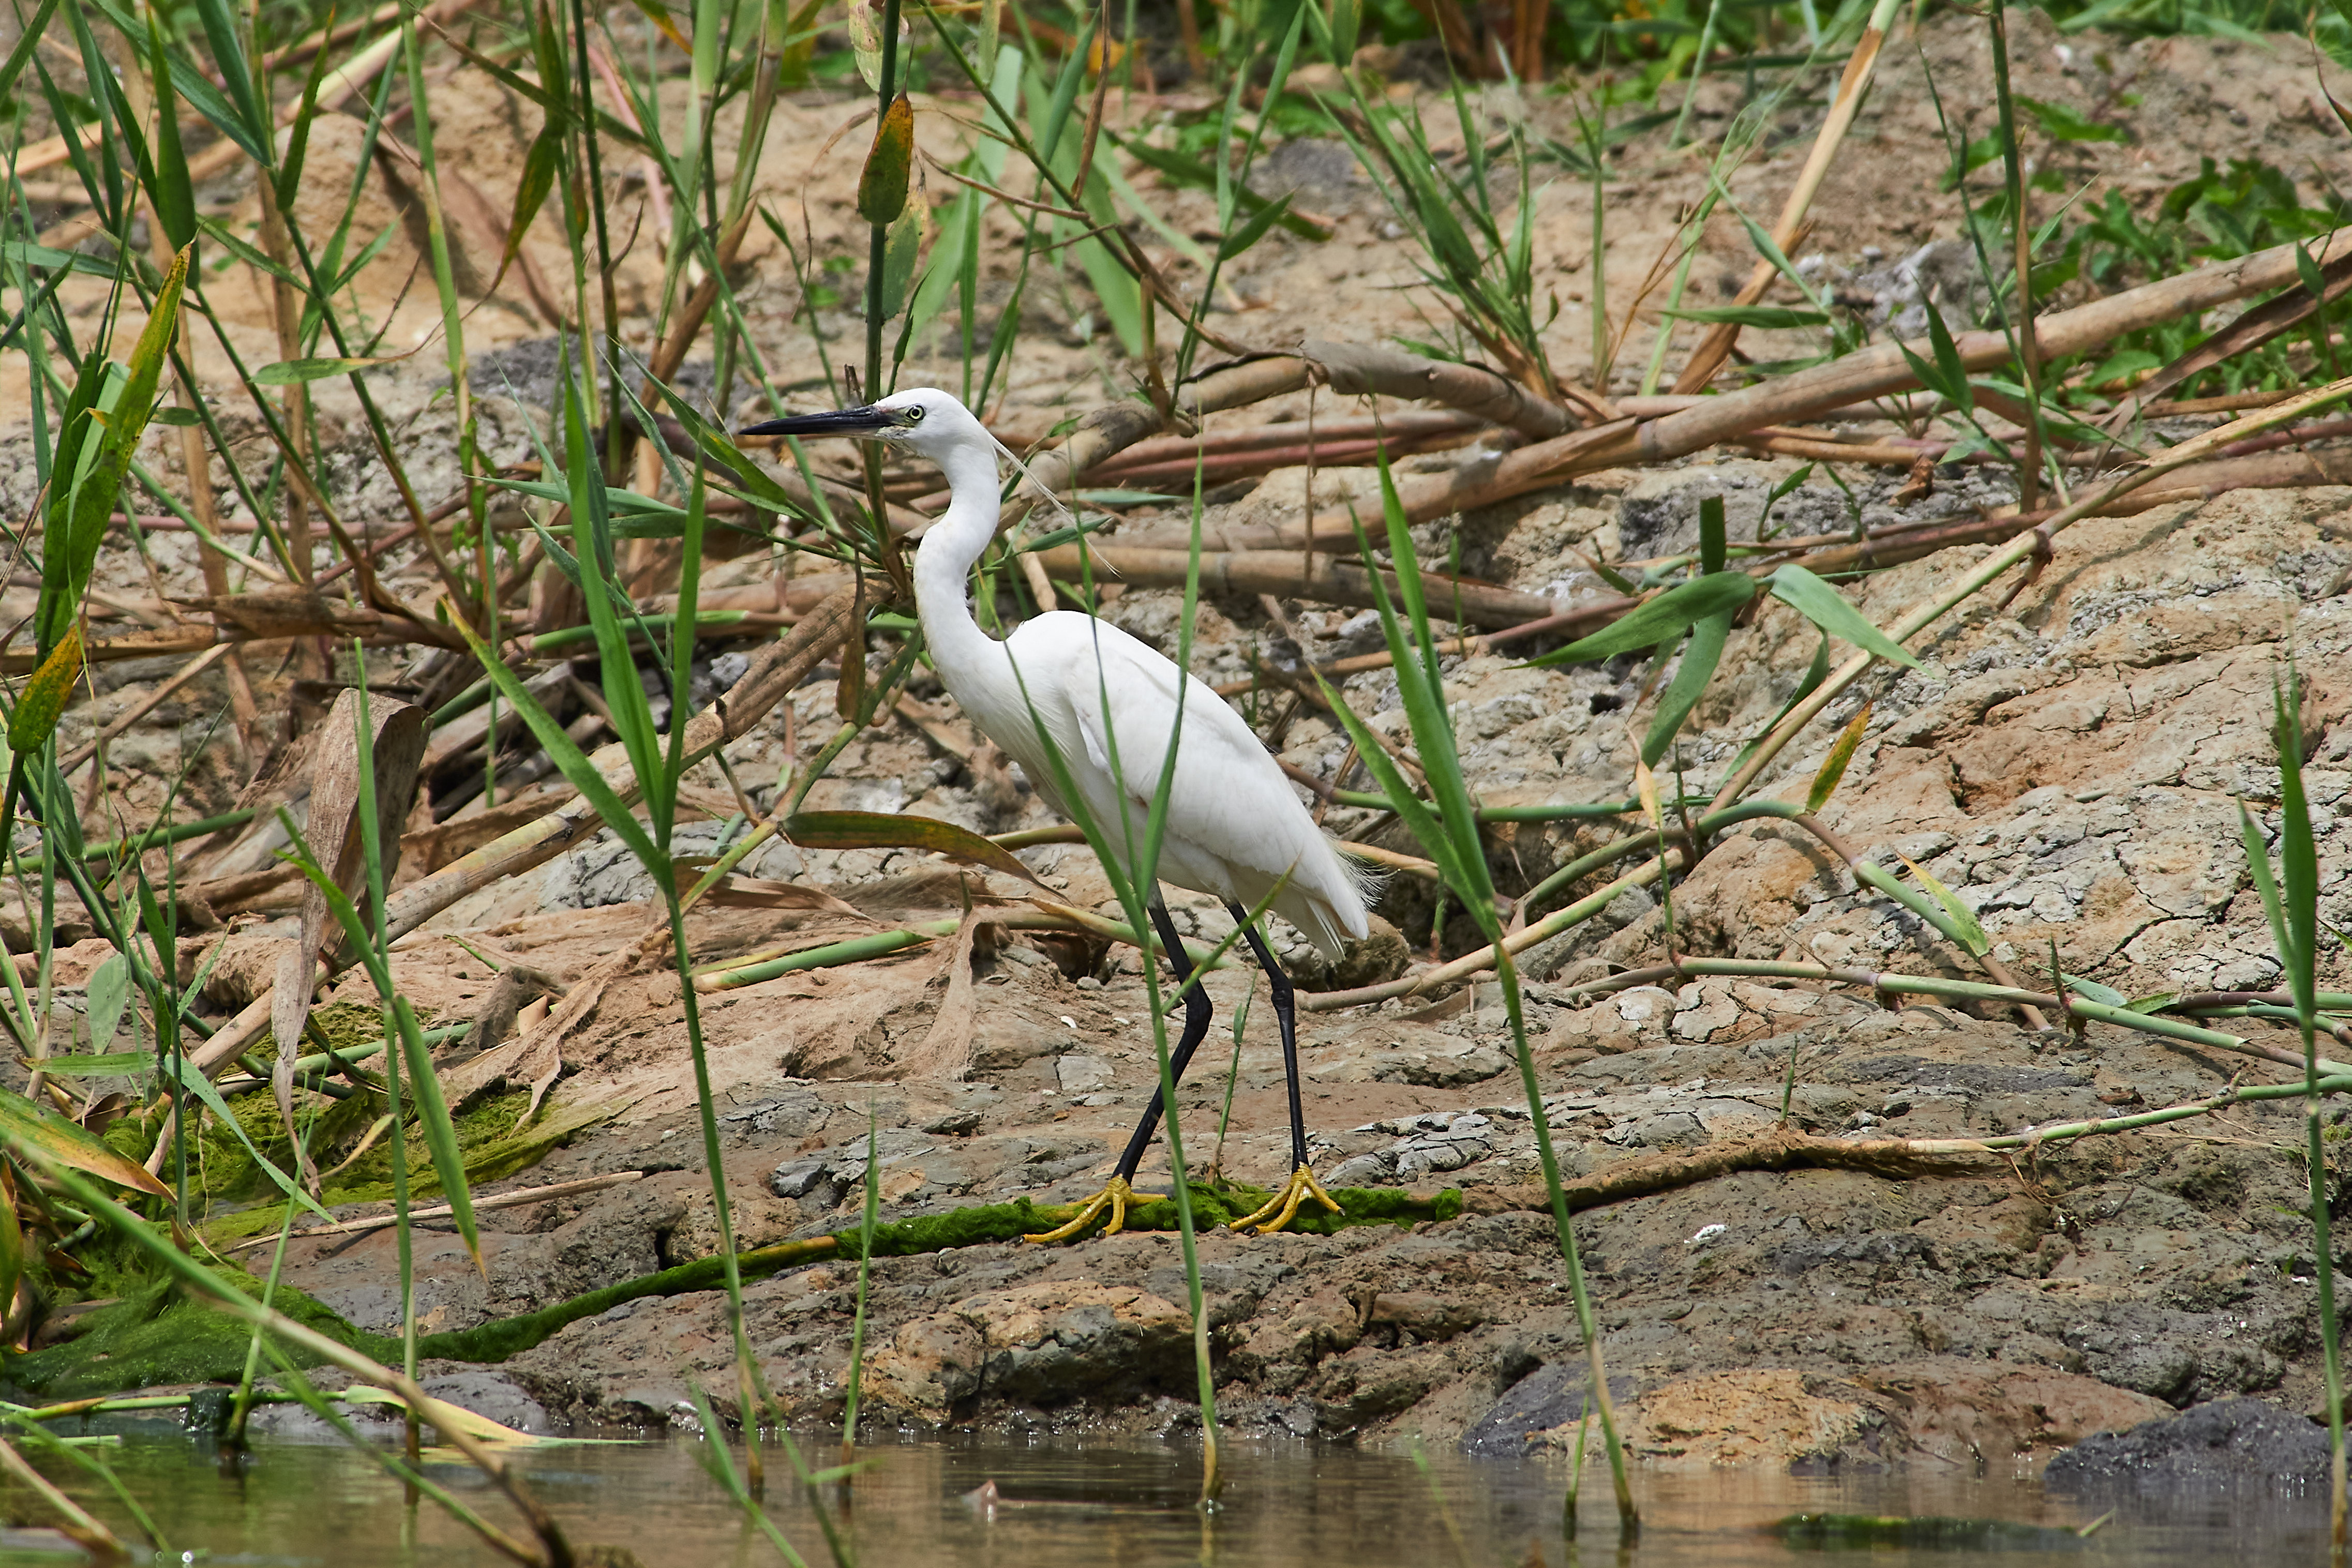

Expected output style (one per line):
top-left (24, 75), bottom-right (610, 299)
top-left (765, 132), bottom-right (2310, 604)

top-left (1056, 623), bottom-right (1337, 885)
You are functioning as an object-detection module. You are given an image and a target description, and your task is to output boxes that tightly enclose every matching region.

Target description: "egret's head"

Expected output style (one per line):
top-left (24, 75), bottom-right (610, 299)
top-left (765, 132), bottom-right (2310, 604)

top-left (739, 386), bottom-right (981, 463)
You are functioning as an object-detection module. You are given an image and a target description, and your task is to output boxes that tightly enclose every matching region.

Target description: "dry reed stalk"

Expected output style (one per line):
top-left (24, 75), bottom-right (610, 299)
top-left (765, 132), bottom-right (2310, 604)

top-left (57, 644), bottom-right (235, 778)
top-left (1013, 339), bottom-right (1586, 507)
top-left (2104, 250), bottom-right (2352, 428)
top-left (1300, 339), bottom-right (1581, 435)
top-left (1671, 0), bottom-right (1905, 393)
top-left (1027, 545), bottom-right (1561, 627)
top-left (1614, 228), bottom-right (2352, 476)
top-left (185, 587), bottom-right (862, 1080)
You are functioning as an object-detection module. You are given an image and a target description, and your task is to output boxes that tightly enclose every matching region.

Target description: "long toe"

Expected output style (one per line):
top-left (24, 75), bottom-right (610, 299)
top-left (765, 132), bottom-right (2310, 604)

top-left (1237, 1166), bottom-right (1344, 1235)
top-left (1023, 1177), bottom-right (1134, 1244)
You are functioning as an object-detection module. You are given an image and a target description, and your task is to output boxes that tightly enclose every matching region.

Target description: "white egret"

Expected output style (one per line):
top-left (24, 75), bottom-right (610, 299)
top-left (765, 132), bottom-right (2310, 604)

top-left (743, 387), bottom-right (1372, 1239)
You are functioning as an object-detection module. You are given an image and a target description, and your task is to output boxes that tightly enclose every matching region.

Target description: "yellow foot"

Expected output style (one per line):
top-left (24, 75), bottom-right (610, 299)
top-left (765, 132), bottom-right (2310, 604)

top-left (1233, 1164), bottom-right (1343, 1235)
top-left (1024, 1176), bottom-right (1138, 1244)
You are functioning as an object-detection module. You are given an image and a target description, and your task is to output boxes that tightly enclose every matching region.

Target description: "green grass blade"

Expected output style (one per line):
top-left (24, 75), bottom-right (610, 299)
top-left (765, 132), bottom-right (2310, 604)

top-left (393, 997), bottom-right (478, 1254)
top-left (41, 245), bottom-right (188, 659)
top-left (2276, 665), bottom-right (2319, 1020)
top-left (1526, 573), bottom-right (1757, 668)
top-left (1641, 611), bottom-right (1731, 767)
top-left (1698, 495), bottom-right (1727, 578)
top-left (188, 0), bottom-right (268, 156)
top-left (143, 15), bottom-right (195, 254)
top-left (1895, 852), bottom-right (1991, 957)
top-left (448, 617), bottom-right (663, 873)
top-left (0, 0), bottom-right (62, 106)
top-left (1768, 565), bottom-right (1920, 668)
top-left (558, 354), bottom-right (665, 831)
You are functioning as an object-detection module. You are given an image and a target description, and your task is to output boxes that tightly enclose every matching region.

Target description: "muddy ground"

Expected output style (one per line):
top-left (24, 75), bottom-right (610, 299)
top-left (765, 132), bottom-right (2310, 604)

top-left (10, 6), bottom-right (2352, 1475)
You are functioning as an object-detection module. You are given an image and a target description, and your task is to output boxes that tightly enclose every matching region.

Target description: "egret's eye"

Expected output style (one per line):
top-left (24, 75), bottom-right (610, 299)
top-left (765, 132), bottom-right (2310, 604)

top-left (904, 406), bottom-right (926, 424)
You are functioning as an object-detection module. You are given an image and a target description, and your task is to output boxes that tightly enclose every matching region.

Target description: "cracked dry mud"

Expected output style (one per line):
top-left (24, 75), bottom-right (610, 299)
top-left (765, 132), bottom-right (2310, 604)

top-left (12, 5), bottom-right (2352, 1484)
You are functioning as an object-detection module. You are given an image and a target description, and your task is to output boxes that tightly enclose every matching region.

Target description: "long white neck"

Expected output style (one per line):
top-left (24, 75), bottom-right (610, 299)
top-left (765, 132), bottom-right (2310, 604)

top-left (911, 438), bottom-right (1012, 680)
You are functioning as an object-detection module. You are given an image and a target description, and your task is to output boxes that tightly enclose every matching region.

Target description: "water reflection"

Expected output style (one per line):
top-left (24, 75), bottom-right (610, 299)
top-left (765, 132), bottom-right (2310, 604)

top-left (0, 1425), bottom-right (2331, 1566)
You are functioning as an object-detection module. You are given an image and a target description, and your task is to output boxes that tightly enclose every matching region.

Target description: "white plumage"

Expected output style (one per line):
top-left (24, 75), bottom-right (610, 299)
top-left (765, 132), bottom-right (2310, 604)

top-left (855, 387), bottom-right (1368, 955)
top-left (948, 608), bottom-right (1371, 957)
top-left (743, 384), bottom-right (1362, 1236)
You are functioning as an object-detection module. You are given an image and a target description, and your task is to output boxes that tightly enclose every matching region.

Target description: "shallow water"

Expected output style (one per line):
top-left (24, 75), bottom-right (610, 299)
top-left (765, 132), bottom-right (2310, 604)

top-left (0, 1426), bottom-right (2330, 1566)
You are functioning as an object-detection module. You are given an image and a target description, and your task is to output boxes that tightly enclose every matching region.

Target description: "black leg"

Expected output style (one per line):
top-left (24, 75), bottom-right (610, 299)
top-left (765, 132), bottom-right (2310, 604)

top-left (1227, 902), bottom-right (1309, 1171)
top-left (1112, 899), bottom-right (1216, 1182)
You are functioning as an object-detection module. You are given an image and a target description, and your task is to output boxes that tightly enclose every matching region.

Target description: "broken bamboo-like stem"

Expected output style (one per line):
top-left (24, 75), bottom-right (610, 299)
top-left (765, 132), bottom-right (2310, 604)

top-left (1028, 545), bottom-right (1562, 629)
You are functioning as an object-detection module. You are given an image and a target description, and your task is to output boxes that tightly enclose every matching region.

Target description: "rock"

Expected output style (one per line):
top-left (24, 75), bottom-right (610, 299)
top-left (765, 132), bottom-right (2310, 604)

top-left (1366, 1292), bottom-right (1481, 1342)
top-left (1598, 1369), bottom-right (1874, 1471)
top-left (1460, 1363), bottom-right (1641, 1456)
top-left (1858, 1359), bottom-right (2174, 1467)
top-left (420, 1369), bottom-right (555, 1435)
top-left (2045, 1397), bottom-right (2334, 1493)
top-left (1056, 1055), bottom-right (1114, 1094)
top-left (861, 1283), bottom-right (1194, 1424)
top-left (1670, 981), bottom-right (1745, 1042)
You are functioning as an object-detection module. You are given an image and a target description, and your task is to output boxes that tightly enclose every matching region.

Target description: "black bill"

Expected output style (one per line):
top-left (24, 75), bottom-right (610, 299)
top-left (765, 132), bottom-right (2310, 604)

top-left (739, 404), bottom-right (896, 439)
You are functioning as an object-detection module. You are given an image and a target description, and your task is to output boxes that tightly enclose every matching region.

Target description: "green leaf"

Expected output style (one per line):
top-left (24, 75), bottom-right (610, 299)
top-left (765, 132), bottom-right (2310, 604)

top-left (252, 356), bottom-right (399, 385)
top-left (85, 951), bottom-right (131, 1052)
top-left (1926, 293), bottom-right (1972, 413)
top-left (2059, 972), bottom-right (2129, 1007)
top-left (1661, 305), bottom-right (1829, 329)
top-left (1641, 610), bottom-right (1730, 767)
top-left (0, 0), bottom-right (62, 108)
top-left (879, 197), bottom-right (925, 323)
top-left (1768, 565), bottom-right (1920, 669)
top-left (0, 1083), bottom-right (169, 1194)
top-left (393, 995), bottom-right (478, 1252)
top-left (2124, 990), bottom-right (2178, 1014)
top-left (557, 352), bottom-right (666, 841)
top-left (6, 622), bottom-right (82, 754)
top-left (272, 19), bottom-right (339, 212)
top-left (143, 13), bottom-right (196, 254)
top-left (2239, 799), bottom-right (2293, 987)
top-left (32, 1052), bottom-right (152, 1078)
top-left (1525, 572), bottom-right (1757, 668)
top-left (40, 1043), bottom-right (156, 1083)
top-left (783, 811), bottom-right (1044, 885)
top-left (1896, 851), bottom-right (1990, 958)
top-left (2016, 94), bottom-right (2127, 144)
top-left (1216, 192), bottom-right (1294, 262)
top-left (149, 406), bottom-right (201, 427)
top-left (188, 0), bottom-right (268, 160)
top-left (162, 1056), bottom-right (333, 1220)
top-left (1328, 0), bottom-right (1360, 65)
top-left (499, 124), bottom-right (563, 285)
top-left (78, 0), bottom-right (268, 166)
top-left (858, 92), bottom-right (915, 226)
top-left (1365, 459), bottom-right (1494, 912)
top-left (38, 246), bottom-right (187, 662)
top-left (1698, 494), bottom-right (1727, 578)
top-left (2275, 662), bottom-right (2320, 1028)
top-left (2081, 348), bottom-right (2161, 391)
top-left (1717, 181), bottom-right (1823, 311)
top-left (1852, 860), bottom-right (1982, 959)
top-left (1806, 702), bottom-right (1871, 814)
top-left (1315, 667), bottom-right (1475, 902)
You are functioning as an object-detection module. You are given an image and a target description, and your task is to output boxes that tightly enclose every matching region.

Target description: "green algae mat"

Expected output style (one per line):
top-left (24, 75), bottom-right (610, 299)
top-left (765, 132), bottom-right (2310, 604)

top-left (5, 1183), bottom-right (1463, 1399)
